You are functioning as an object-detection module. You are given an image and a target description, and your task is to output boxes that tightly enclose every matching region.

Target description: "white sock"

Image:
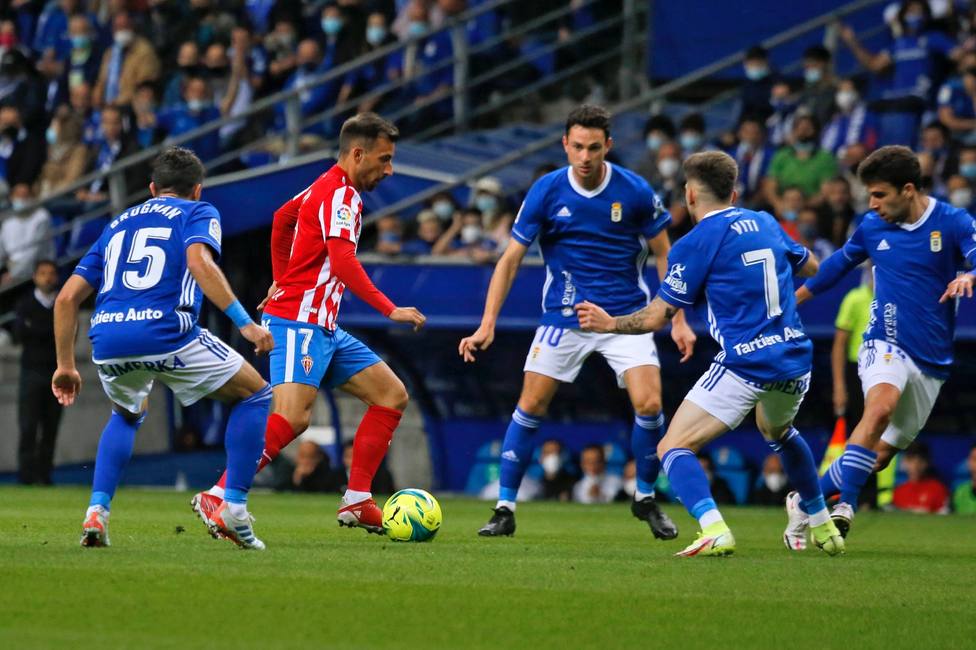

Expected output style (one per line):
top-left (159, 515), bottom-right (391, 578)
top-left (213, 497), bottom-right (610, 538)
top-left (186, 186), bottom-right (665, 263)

top-left (634, 489), bottom-right (654, 500)
top-left (808, 507), bottom-right (830, 527)
top-left (226, 502), bottom-right (248, 520)
top-left (698, 508), bottom-right (724, 530)
top-left (495, 499), bottom-right (516, 512)
top-left (208, 486), bottom-right (225, 499)
top-left (344, 489), bottom-right (371, 504)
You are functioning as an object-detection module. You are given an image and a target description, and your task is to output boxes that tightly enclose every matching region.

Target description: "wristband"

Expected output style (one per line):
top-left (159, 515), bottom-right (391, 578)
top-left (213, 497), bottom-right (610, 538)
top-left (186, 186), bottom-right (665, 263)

top-left (224, 300), bottom-right (253, 328)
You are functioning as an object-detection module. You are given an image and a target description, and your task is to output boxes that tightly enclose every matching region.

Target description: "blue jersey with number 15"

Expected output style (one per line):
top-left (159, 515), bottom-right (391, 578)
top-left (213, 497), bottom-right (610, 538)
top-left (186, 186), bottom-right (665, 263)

top-left (73, 196), bottom-right (222, 362)
top-left (657, 207), bottom-right (812, 383)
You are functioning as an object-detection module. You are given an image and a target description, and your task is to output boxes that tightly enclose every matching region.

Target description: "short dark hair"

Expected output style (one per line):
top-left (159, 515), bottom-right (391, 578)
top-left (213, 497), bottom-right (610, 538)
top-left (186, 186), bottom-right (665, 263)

top-left (644, 114), bottom-right (675, 138)
top-left (151, 146), bottom-right (205, 197)
top-left (683, 151), bottom-right (738, 201)
top-left (745, 45), bottom-right (768, 61)
top-left (857, 145), bottom-right (921, 189)
top-left (679, 112), bottom-right (706, 133)
top-left (338, 112), bottom-right (399, 154)
top-left (565, 104), bottom-right (611, 138)
top-left (34, 259), bottom-right (57, 272)
top-left (803, 45), bottom-right (831, 63)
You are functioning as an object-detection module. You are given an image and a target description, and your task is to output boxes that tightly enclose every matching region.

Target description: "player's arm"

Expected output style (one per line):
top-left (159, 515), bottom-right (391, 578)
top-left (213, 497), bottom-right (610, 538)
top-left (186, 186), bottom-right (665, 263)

top-left (186, 242), bottom-right (273, 354)
top-left (831, 327), bottom-right (851, 417)
top-left (576, 297), bottom-right (677, 334)
top-left (797, 228), bottom-right (866, 304)
top-left (796, 249), bottom-right (820, 278)
top-left (458, 238), bottom-right (528, 362)
top-left (648, 231), bottom-right (696, 362)
top-left (51, 274), bottom-right (94, 406)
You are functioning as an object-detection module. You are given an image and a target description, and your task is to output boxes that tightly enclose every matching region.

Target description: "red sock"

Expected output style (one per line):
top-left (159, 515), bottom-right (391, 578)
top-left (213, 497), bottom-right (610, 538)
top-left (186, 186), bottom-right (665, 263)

top-left (347, 405), bottom-right (402, 492)
top-left (216, 413), bottom-right (296, 489)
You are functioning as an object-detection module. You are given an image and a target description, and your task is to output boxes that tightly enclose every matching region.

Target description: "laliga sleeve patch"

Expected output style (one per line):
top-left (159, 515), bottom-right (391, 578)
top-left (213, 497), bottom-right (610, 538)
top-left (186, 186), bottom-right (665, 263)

top-left (209, 218), bottom-right (222, 244)
top-left (334, 204), bottom-right (354, 229)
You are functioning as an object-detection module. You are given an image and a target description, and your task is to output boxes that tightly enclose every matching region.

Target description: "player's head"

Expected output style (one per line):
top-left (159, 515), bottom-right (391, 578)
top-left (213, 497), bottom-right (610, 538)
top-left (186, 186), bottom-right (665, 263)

top-left (682, 151), bottom-right (738, 221)
top-left (149, 146), bottom-right (205, 201)
top-left (563, 104), bottom-right (612, 185)
top-left (337, 112), bottom-right (399, 192)
top-left (857, 145), bottom-right (923, 224)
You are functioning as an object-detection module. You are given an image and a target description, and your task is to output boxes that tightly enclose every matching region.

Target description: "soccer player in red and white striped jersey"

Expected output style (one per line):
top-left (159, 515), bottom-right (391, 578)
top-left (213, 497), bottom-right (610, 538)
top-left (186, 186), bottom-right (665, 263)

top-left (193, 113), bottom-right (425, 536)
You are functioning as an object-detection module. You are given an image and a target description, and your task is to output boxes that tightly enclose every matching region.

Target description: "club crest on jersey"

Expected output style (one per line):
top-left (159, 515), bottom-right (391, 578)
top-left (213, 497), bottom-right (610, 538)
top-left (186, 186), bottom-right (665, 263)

top-left (930, 230), bottom-right (942, 252)
top-left (610, 202), bottom-right (622, 222)
top-left (301, 354), bottom-right (314, 375)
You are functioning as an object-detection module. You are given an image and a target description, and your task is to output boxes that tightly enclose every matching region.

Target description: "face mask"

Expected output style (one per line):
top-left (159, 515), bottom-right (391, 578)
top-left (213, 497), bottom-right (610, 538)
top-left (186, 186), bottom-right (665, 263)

top-left (475, 195), bottom-right (498, 214)
top-left (835, 89), bottom-right (858, 112)
top-left (45, 127), bottom-right (57, 145)
top-left (950, 188), bottom-right (973, 208)
top-left (206, 64), bottom-right (229, 78)
top-left (71, 35), bottom-right (91, 50)
top-left (2, 125), bottom-right (18, 139)
top-left (782, 210), bottom-right (798, 222)
top-left (433, 200), bottom-right (453, 219)
top-left (764, 472), bottom-right (787, 493)
top-left (744, 64), bottom-right (767, 81)
top-left (321, 17), bottom-right (343, 36)
top-left (187, 99), bottom-right (208, 112)
top-left (645, 133), bottom-right (663, 151)
top-left (657, 157), bottom-right (680, 178)
top-left (379, 231), bottom-right (400, 244)
top-left (114, 30), bottom-right (134, 47)
top-left (460, 224), bottom-right (482, 244)
top-left (961, 162), bottom-right (976, 180)
top-left (366, 26), bottom-right (387, 46)
top-left (803, 67), bottom-right (822, 84)
top-left (798, 223), bottom-right (818, 240)
top-left (679, 132), bottom-right (702, 151)
top-left (11, 198), bottom-right (27, 211)
top-left (408, 21), bottom-right (428, 37)
top-left (540, 454), bottom-right (560, 476)
top-left (905, 14), bottom-right (924, 33)
top-left (794, 141), bottom-right (815, 154)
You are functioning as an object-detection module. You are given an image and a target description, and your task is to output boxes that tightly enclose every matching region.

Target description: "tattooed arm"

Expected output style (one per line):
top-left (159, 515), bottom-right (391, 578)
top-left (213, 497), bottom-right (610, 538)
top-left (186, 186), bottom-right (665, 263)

top-left (575, 297), bottom-right (677, 334)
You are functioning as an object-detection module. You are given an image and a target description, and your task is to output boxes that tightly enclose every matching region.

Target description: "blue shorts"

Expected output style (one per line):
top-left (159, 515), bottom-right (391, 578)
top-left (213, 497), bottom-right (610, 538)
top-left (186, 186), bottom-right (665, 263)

top-left (263, 314), bottom-right (381, 388)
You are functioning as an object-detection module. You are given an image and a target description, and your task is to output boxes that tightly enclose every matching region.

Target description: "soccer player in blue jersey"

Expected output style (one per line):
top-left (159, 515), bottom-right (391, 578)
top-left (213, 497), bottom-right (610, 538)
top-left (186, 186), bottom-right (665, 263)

top-left (459, 105), bottom-right (697, 539)
top-left (51, 147), bottom-right (274, 550)
top-left (793, 145), bottom-right (976, 540)
top-left (577, 151), bottom-right (845, 557)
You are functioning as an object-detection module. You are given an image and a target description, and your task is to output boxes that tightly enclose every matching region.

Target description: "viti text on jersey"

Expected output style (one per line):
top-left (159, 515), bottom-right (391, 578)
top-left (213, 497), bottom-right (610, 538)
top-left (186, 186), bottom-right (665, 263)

top-left (91, 307), bottom-right (165, 326)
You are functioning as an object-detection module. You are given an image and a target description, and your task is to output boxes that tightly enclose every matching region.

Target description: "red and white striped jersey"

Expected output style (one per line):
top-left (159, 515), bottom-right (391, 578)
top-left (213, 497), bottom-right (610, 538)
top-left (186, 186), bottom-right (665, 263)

top-left (263, 165), bottom-right (363, 330)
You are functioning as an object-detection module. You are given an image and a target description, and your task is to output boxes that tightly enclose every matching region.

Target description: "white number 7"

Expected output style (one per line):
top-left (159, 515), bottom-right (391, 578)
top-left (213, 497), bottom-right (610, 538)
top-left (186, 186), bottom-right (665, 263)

top-left (741, 248), bottom-right (782, 319)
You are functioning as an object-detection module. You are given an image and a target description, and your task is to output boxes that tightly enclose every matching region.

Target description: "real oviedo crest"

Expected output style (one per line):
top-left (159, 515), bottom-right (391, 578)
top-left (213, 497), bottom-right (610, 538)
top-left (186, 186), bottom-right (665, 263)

top-left (610, 202), bottom-right (622, 222)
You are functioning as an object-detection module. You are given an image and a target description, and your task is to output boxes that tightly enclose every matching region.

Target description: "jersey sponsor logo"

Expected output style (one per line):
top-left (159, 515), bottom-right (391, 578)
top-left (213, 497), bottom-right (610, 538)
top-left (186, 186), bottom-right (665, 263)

top-left (91, 307), bottom-right (165, 326)
top-left (883, 302), bottom-right (897, 340)
top-left (732, 326), bottom-right (805, 356)
top-left (664, 263), bottom-right (687, 294)
top-left (930, 230), bottom-right (942, 252)
top-left (877, 239), bottom-right (890, 251)
top-left (556, 206), bottom-right (572, 217)
top-left (611, 202), bottom-right (622, 222)
top-left (301, 354), bottom-right (314, 375)
top-left (209, 218), bottom-right (222, 244)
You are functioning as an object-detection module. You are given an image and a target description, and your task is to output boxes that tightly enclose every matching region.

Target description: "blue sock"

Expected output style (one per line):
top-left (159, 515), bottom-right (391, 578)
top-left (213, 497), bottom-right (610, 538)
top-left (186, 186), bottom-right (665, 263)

top-left (839, 444), bottom-right (877, 511)
top-left (662, 448), bottom-right (721, 526)
top-left (632, 412), bottom-right (665, 497)
top-left (223, 385), bottom-right (272, 505)
top-left (497, 407), bottom-right (542, 504)
top-left (820, 457), bottom-right (843, 499)
top-left (89, 411), bottom-right (145, 510)
top-left (768, 428), bottom-right (826, 516)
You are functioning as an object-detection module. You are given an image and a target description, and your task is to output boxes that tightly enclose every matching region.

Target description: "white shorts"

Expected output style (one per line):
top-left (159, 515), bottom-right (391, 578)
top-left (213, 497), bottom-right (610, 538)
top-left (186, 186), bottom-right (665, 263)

top-left (94, 329), bottom-right (245, 413)
top-left (685, 362), bottom-right (810, 430)
top-left (857, 340), bottom-right (944, 449)
top-left (523, 325), bottom-right (659, 388)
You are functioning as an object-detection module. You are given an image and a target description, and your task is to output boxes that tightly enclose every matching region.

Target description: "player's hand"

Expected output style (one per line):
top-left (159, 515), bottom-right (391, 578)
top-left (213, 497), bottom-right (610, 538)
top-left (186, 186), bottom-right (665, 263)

top-left (670, 318), bottom-right (697, 363)
top-left (832, 384), bottom-right (847, 417)
top-left (795, 285), bottom-right (813, 306)
top-left (574, 301), bottom-right (615, 333)
top-left (939, 274), bottom-right (974, 303)
top-left (52, 366), bottom-right (82, 406)
top-left (240, 322), bottom-right (274, 354)
top-left (257, 281), bottom-right (277, 311)
top-left (459, 324), bottom-right (495, 362)
top-left (389, 306), bottom-right (426, 331)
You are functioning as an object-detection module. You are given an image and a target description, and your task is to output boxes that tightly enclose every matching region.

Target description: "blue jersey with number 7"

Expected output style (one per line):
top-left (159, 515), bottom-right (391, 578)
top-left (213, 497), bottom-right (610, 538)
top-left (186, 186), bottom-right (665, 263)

top-left (72, 196), bottom-right (223, 362)
top-left (657, 207), bottom-right (812, 383)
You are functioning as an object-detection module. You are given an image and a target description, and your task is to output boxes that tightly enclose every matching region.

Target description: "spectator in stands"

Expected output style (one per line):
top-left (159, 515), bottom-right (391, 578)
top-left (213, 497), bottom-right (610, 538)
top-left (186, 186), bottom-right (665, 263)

top-left (405, 1), bottom-right (453, 132)
top-left (35, 105), bottom-right (88, 199)
top-left (264, 19), bottom-right (300, 92)
top-left (893, 442), bottom-right (950, 514)
top-left (163, 41), bottom-right (201, 109)
top-left (837, 4), bottom-right (960, 147)
top-left (336, 11), bottom-right (403, 115)
top-left (946, 174), bottom-right (975, 211)
top-left (33, 0), bottom-right (75, 57)
top-left (156, 76), bottom-right (222, 161)
top-left (798, 45), bottom-right (836, 127)
top-left (373, 213), bottom-right (404, 256)
top-left (75, 104), bottom-right (139, 206)
top-left (918, 120), bottom-right (951, 197)
top-left (285, 439), bottom-right (345, 492)
top-left (645, 140), bottom-right (683, 208)
top-left (0, 20), bottom-right (17, 57)
top-left (797, 206), bottom-right (834, 260)
top-left (677, 112), bottom-right (707, 156)
top-left (93, 12), bottom-right (161, 108)
top-left (428, 190), bottom-right (459, 222)
top-left (839, 141), bottom-right (870, 213)
top-left (229, 23), bottom-right (269, 98)
top-left (616, 459), bottom-right (637, 502)
top-left (729, 114), bottom-right (774, 209)
top-left (952, 443), bottom-right (976, 514)
top-left (434, 207), bottom-right (496, 262)
top-left (401, 208), bottom-right (444, 255)
top-left (739, 45), bottom-right (778, 123)
top-left (0, 104), bottom-right (46, 197)
top-left (13, 259), bottom-right (62, 485)
top-left (64, 13), bottom-right (102, 89)
top-left (202, 38), bottom-right (252, 147)
top-left (750, 454), bottom-right (791, 506)
top-left (832, 264), bottom-right (873, 425)
top-left (766, 80), bottom-right (798, 146)
top-left (36, 45), bottom-right (68, 118)
top-left (0, 49), bottom-right (46, 128)
top-left (68, 80), bottom-right (98, 144)
top-left (131, 81), bottom-right (164, 149)
top-left (774, 186), bottom-right (804, 241)
top-left (821, 78), bottom-right (879, 157)
top-left (275, 38), bottom-right (334, 138)
top-left (818, 176), bottom-right (857, 247)
top-left (472, 176), bottom-right (511, 251)
top-left (697, 452), bottom-right (736, 505)
top-left (538, 439), bottom-right (575, 502)
top-left (572, 445), bottom-right (621, 504)
top-left (937, 57), bottom-right (976, 144)
top-left (0, 184), bottom-right (54, 285)
top-left (764, 114), bottom-right (837, 210)
top-left (635, 113), bottom-right (677, 181)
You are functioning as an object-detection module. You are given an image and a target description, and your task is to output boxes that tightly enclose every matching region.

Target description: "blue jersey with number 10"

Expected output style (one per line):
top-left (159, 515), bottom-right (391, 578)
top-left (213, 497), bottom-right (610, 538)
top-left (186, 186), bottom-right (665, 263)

top-left (657, 207), bottom-right (812, 383)
top-left (73, 196), bottom-right (223, 362)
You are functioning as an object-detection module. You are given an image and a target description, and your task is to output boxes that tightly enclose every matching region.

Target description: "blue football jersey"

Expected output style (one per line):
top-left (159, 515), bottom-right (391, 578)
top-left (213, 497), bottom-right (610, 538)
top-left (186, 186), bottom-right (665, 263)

top-left (806, 198), bottom-right (976, 379)
top-left (73, 196), bottom-right (223, 361)
top-left (657, 207), bottom-right (813, 383)
top-left (512, 163), bottom-right (671, 327)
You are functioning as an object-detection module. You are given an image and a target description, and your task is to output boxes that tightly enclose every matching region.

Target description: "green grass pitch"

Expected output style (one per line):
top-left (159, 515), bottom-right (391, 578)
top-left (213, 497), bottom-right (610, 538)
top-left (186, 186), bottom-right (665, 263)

top-left (1, 486), bottom-right (974, 649)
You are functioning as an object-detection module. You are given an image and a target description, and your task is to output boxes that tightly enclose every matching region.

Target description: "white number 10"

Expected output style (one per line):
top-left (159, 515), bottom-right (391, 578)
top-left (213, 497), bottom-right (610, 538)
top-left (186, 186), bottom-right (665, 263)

top-left (100, 227), bottom-right (173, 293)
top-left (741, 248), bottom-right (782, 319)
